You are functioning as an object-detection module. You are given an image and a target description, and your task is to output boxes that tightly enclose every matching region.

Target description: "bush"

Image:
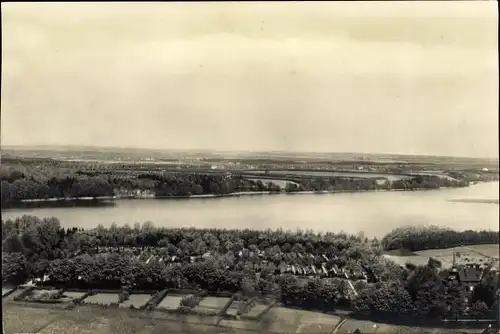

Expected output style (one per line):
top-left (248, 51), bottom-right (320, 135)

top-left (180, 294), bottom-right (202, 309)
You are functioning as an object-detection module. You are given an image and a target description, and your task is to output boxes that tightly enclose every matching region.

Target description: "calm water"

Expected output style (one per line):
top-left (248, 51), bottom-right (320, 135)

top-left (2, 182), bottom-right (498, 238)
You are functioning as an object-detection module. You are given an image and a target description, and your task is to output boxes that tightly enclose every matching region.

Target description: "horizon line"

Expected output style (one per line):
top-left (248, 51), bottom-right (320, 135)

top-left (1, 144), bottom-right (498, 161)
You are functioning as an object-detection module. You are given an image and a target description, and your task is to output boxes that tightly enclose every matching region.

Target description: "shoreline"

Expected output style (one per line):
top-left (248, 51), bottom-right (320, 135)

top-left (4, 181), bottom-right (495, 208)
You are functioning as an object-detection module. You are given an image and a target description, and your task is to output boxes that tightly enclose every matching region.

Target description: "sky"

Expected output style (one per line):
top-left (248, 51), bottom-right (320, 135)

top-left (1, 2), bottom-right (498, 158)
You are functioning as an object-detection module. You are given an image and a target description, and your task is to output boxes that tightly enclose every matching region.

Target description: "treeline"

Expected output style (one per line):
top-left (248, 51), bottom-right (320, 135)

top-left (285, 174), bottom-right (468, 192)
top-left (381, 226), bottom-right (500, 251)
top-left (1, 162), bottom-right (473, 208)
top-left (0, 166), bottom-right (282, 207)
top-left (391, 175), bottom-right (469, 190)
top-left (2, 216), bottom-right (382, 270)
top-left (2, 216), bottom-right (499, 320)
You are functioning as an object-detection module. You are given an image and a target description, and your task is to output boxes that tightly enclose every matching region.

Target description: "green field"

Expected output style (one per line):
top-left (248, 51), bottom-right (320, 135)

top-left (250, 170), bottom-right (408, 180)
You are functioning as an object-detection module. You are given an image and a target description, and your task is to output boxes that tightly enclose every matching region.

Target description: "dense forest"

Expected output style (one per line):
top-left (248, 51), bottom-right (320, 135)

top-left (0, 161), bottom-right (474, 208)
top-left (2, 216), bottom-right (499, 320)
top-left (382, 226), bottom-right (500, 251)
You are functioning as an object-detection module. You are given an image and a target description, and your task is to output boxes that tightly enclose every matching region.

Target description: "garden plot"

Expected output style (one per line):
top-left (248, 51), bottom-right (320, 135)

top-left (119, 293), bottom-right (154, 309)
top-left (244, 301), bottom-right (271, 319)
top-left (259, 307), bottom-right (305, 333)
top-left (192, 296), bottom-right (230, 314)
top-left (59, 291), bottom-right (87, 303)
top-left (3, 287), bottom-right (26, 301)
top-left (81, 293), bottom-right (119, 305)
top-left (295, 310), bottom-right (342, 334)
top-left (225, 299), bottom-right (247, 316)
top-left (2, 287), bottom-right (15, 297)
top-left (156, 293), bottom-right (189, 311)
top-left (21, 289), bottom-right (62, 301)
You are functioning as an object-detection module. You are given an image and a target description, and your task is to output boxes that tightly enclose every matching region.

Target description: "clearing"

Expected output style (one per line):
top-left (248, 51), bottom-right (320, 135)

top-left (384, 244), bottom-right (500, 269)
top-left (247, 178), bottom-right (300, 188)
top-left (251, 170), bottom-right (409, 181)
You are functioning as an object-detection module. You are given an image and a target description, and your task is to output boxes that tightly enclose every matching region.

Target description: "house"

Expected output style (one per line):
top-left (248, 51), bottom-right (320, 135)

top-left (321, 264), bottom-right (329, 276)
top-left (278, 263), bottom-right (288, 274)
top-left (330, 265), bottom-right (339, 276)
top-left (446, 265), bottom-right (484, 295)
top-left (311, 265), bottom-right (317, 275)
top-left (296, 266), bottom-right (302, 275)
top-left (458, 266), bottom-right (483, 291)
top-left (301, 266), bottom-right (309, 275)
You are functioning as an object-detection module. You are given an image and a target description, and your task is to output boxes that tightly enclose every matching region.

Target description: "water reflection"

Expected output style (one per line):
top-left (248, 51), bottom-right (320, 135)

top-left (3, 199), bottom-right (117, 210)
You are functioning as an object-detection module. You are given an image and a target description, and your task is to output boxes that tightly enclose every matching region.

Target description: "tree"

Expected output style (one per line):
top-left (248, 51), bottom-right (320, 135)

top-left (2, 252), bottom-right (30, 285)
top-left (354, 280), bottom-right (413, 314)
top-left (445, 279), bottom-right (465, 320)
top-left (469, 300), bottom-right (490, 319)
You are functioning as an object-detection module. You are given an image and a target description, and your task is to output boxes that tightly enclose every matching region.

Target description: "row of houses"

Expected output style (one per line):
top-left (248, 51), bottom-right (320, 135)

top-left (92, 247), bottom-right (351, 266)
top-left (122, 253), bottom-right (371, 282)
top-left (246, 261), bottom-right (369, 280)
top-left (89, 247), bottom-right (374, 280)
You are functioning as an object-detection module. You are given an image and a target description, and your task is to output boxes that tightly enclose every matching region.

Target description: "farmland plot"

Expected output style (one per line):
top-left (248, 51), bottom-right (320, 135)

top-left (192, 296), bottom-right (230, 314)
top-left (119, 294), bottom-right (154, 309)
top-left (81, 293), bottom-right (119, 305)
top-left (156, 293), bottom-right (188, 310)
top-left (253, 170), bottom-right (408, 181)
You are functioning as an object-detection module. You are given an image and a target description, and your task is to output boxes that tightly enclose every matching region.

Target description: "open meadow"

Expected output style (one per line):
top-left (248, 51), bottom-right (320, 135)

top-left (250, 170), bottom-right (409, 180)
top-left (383, 243), bottom-right (500, 269)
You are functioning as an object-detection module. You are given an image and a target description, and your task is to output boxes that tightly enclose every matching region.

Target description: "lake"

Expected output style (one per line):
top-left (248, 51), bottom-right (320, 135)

top-left (2, 182), bottom-right (498, 238)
